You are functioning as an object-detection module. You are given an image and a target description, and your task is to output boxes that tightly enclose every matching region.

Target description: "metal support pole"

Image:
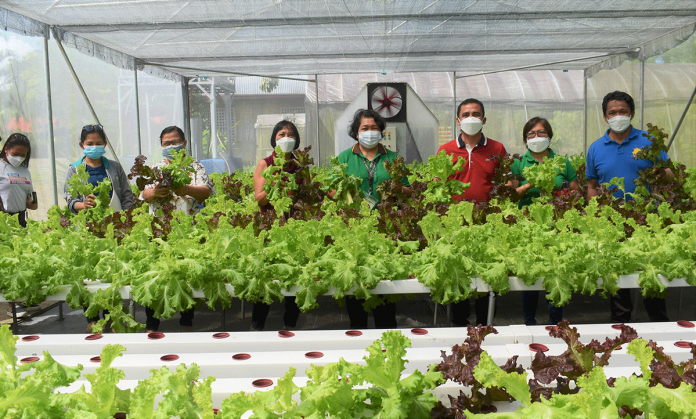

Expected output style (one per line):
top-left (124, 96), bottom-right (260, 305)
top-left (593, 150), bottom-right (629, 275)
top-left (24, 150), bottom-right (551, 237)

top-left (42, 25), bottom-right (58, 205)
top-left (58, 301), bottom-right (63, 321)
top-left (129, 300), bottom-right (135, 317)
top-left (182, 77), bottom-right (192, 150)
top-left (583, 70), bottom-right (588, 152)
top-left (50, 27), bottom-right (121, 165)
top-left (453, 72), bottom-right (457, 139)
top-left (667, 82), bottom-right (696, 149)
top-left (314, 75), bottom-right (320, 164)
top-left (10, 303), bottom-right (18, 335)
top-left (486, 292), bottom-right (496, 326)
top-left (133, 60), bottom-right (142, 155)
top-left (433, 302), bottom-right (438, 325)
top-left (639, 59), bottom-right (645, 130)
top-left (210, 77), bottom-right (218, 158)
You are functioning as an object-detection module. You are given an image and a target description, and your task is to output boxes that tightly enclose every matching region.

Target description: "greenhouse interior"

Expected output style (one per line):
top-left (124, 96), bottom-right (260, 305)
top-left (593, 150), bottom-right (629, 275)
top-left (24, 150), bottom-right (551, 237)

top-left (2, 1), bottom-right (696, 417)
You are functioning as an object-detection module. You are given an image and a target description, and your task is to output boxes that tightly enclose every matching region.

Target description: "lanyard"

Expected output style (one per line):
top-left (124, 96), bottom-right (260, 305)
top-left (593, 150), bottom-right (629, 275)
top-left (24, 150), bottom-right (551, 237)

top-left (361, 156), bottom-right (378, 195)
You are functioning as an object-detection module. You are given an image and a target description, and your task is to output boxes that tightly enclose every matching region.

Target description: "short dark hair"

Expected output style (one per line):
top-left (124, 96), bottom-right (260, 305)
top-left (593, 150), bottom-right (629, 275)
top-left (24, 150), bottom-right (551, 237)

top-left (456, 98), bottom-right (485, 118)
top-left (1, 133), bottom-right (32, 168)
top-left (348, 109), bottom-right (386, 141)
top-left (270, 120), bottom-right (301, 150)
top-left (602, 91), bottom-right (635, 117)
top-left (80, 125), bottom-right (107, 144)
top-left (522, 117), bottom-right (553, 144)
top-left (159, 126), bottom-right (186, 144)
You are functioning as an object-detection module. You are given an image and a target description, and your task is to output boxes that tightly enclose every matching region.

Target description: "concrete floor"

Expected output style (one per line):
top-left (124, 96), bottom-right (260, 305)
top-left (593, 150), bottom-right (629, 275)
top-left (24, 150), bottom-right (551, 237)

top-left (4, 286), bottom-right (695, 335)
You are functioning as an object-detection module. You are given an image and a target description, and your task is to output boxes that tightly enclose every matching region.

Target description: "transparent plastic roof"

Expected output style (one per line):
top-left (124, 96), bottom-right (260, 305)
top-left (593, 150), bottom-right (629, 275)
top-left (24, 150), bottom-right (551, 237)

top-left (2, 1), bottom-right (696, 79)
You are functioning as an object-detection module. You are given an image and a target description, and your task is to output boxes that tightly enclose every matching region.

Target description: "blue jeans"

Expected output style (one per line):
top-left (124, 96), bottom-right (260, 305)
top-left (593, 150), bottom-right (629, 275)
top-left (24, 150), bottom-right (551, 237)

top-left (522, 291), bottom-right (563, 325)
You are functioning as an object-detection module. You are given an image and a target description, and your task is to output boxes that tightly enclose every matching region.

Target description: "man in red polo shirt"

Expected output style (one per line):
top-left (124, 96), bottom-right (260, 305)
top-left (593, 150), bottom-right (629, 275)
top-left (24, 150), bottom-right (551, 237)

top-left (438, 98), bottom-right (506, 326)
top-left (438, 98), bottom-right (507, 202)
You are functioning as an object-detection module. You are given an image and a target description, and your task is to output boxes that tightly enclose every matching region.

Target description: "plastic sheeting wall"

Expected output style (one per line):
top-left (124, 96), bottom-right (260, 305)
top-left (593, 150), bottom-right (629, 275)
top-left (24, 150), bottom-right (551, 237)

top-left (0, 29), bottom-right (183, 220)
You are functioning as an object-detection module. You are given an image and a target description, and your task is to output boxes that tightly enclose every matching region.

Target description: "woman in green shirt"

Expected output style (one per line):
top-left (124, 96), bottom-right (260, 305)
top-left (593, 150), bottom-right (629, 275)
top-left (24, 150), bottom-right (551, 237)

top-left (336, 109), bottom-right (410, 329)
top-left (510, 117), bottom-right (580, 325)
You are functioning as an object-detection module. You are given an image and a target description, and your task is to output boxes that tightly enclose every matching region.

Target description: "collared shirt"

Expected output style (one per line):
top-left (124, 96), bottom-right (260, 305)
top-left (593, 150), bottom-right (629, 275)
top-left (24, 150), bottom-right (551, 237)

top-left (437, 132), bottom-right (507, 202)
top-left (144, 159), bottom-right (215, 215)
top-left (510, 148), bottom-right (577, 207)
top-left (337, 143), bottom-right (411, 204)
top-left (585, 126), bottom-right (669, 198)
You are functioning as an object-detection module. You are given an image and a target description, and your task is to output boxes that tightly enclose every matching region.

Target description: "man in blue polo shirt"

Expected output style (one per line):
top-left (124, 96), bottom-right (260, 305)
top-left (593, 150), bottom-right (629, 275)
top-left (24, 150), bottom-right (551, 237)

top-left (586, 90), bottom-right (673, 323)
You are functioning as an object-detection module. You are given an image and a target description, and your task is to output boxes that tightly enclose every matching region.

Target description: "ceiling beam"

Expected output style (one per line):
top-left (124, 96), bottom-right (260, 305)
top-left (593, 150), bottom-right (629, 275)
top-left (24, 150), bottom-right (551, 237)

top-left (143, 47), bottom-right (636, 63)
top-left (56, 10), bottom-right (696, 32)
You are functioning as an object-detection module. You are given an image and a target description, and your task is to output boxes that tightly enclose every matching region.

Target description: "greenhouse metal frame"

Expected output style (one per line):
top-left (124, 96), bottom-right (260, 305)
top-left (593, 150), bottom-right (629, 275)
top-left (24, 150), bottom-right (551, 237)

top-left (0, 0), bottom-right (695, 206)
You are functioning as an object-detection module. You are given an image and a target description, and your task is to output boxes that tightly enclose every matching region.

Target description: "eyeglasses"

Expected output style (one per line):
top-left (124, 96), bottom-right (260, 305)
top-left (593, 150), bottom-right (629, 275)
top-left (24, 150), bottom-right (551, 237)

top-left (526, 130), bottom-right (548, 139)
top-left (83, 124), bottom-right (104, 132)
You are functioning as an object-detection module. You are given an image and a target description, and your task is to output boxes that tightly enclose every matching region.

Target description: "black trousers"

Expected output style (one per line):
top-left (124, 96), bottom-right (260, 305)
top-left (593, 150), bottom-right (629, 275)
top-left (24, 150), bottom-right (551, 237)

top-left (145, 307), bottom-right (195, 331)
top-left (7, 211), bottom-right (27, 228)
top-left (451, 294), bottom-right (494, 326)
top-left (345, 296), bottom-right (397, 329)
top-left (610, 288), bottom-right (669, 323)
top-left (251, 296), bottom-right (300, 330)
top-left (83, 307), bottom-right (110, 323)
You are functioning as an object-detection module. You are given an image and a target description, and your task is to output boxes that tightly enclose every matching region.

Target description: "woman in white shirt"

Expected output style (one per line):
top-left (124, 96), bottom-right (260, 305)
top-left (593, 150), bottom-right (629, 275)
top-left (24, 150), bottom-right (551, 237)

top-left (0, 133), bottom-right (38, 318)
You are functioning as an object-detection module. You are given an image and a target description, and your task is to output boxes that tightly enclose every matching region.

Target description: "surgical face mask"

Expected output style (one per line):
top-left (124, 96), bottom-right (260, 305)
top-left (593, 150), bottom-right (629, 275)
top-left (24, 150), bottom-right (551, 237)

top-left (276, 137), bottom-right (296, 153)
top-left (607, 115), bottom-right (632, 133)
top-left (527, 137), bottom-right (550, 153)
top-left (7, 155), bottom-right (25, 167)
top-left (83, 146), bottom-right (106, 160)
top-left (358, 130), bottom-right (383, 148)
top-left (162, 144), bottom-right (185, 160)
top-left (459, 117), bottom-right (483, 136)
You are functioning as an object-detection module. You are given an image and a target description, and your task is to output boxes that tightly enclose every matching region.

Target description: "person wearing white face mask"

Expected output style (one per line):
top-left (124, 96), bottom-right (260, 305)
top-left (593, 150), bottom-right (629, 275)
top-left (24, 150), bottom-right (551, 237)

top-left (335, 109), bottom-right (411, 330)
top-left (253, 120), bottom-right (304, 213)
top-left (1, 133), bottom-right (39, 319)
top-left (251, 120), bottom-right (304, 331)
top-left (509, 117), bottom-right (580, 326)
top-left (586, 91), bottom-right (674, 201)
top-left (437, 99), bottom-right (507, 327)
top-left (586, 91), bottom-right (673, 324)
top-left (0, 133), bottom-right (37, 228)
top-left (437, 98), bottom-right (507, 204)
top-left (510, 117), bottom-right (580, 209)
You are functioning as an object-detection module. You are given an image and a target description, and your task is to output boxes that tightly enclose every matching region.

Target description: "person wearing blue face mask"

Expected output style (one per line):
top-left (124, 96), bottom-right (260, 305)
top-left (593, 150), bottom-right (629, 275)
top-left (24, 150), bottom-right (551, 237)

top-left (63, 124), bottom-right (134, 215)
top-left (63, 124), bottom-right (135, 332)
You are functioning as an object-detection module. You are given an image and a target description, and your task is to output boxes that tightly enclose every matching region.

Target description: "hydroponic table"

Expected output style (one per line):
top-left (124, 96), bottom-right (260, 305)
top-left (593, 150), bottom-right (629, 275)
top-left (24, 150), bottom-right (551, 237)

top-left (13, 322), bottom-right (696, 410)
top-left (1, 274), bottom-right (691, 334)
